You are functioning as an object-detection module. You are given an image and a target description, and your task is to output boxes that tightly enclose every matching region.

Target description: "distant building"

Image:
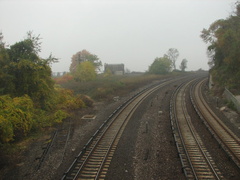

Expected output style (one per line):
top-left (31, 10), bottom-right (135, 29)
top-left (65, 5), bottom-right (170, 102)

top-left (104, 63), bottom-right (125, 75)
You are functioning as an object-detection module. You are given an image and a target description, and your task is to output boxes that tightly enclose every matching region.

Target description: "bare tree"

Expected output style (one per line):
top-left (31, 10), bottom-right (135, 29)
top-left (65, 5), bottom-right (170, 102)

top-left (167, 48), bottom-right (179, 70)
top-left (179, 58), bottom-right (188, 72)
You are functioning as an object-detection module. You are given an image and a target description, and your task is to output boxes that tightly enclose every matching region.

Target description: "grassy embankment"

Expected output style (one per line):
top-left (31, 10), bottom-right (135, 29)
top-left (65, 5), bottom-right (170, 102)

top-left (57, 72), bottom-right (183, 101)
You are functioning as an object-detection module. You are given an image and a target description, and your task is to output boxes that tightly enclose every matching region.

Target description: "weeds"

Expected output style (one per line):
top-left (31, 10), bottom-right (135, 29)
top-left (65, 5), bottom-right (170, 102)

top-left (58, 73), bottom-right (180, 101)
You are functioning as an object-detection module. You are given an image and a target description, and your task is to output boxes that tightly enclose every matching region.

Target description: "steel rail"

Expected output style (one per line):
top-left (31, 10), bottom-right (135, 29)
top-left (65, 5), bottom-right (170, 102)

top-left (182, 80), bottom-right (221, 179)
top-left (94, 85), bottom-right (155, 179)
top-left (62, 77), bottom-right (184, 180)
top-left (74, 98), bottom-right (141, 180)
top-left (171, 80), bottom-right (197, 178)
top-left (37, 118), bottom-right (72, 170)
top-left (172, 78), bottom-right (222, 179)
top-left (77, 82), bottom-right (170, 179)
top-left (192, 78), bottom-right (240, 168)
top-left (76, 80), bottom-right (178, 179)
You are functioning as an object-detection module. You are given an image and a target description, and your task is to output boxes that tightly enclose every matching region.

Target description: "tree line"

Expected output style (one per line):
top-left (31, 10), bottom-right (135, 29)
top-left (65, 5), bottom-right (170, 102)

top-left (68, 48), bottom-right (188, 82)
top-left (201, 2), bottom-right (240, 91)
top-left (148, 48), bottom-right (187, 75)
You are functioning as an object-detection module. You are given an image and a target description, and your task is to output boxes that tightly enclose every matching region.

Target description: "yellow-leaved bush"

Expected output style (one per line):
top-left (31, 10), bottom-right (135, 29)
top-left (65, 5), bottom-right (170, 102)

top-left (0, 87), bottom-right (87, 144)
top-left (0, 95), bottom-right (34, 143)
top-left (55, 87), bottom-right (85, 110)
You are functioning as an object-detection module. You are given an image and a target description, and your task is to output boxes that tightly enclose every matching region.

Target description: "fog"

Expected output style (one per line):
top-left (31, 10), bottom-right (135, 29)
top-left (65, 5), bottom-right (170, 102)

top-left (0, 0), bottom-right (236, 72)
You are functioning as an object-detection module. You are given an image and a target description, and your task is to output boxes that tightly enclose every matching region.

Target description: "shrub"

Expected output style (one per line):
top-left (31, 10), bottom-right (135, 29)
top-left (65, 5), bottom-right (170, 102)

top-left (0, 95), bottom-right (34, 143)
top-left (56, 88), bottom-right (85, 110)
top-left (79, 95), bottom-right (94, 107)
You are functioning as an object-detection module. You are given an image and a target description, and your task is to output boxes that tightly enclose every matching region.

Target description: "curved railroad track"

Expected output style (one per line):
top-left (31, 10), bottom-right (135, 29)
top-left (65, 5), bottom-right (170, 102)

top-left (192, 78), bottom-right (240, 168)
top-left (170, 78), bottom-right (223, 179)
top-left (61, 77), bottom-right (187, 180)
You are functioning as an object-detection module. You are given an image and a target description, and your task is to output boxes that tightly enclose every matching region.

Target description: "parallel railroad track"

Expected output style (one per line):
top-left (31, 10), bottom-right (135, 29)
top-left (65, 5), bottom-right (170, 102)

top-left (192, 79), bottom-right (240, 168)
top-left (37, 118), bottom-right (71, 170)
top-left (62, 77), bottom-right (188, 180)
top-left (171, 78), bottom-right (223, 179)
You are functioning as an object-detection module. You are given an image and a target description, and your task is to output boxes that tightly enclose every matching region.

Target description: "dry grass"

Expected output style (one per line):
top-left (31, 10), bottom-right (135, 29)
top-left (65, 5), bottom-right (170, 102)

top-left (58, 73), bottom-right (180, 101)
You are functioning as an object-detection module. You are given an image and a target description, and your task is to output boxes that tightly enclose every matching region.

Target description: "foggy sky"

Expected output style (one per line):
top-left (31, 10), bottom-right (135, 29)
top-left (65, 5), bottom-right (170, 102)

top-left (0, 0), bottom-right (237, 72)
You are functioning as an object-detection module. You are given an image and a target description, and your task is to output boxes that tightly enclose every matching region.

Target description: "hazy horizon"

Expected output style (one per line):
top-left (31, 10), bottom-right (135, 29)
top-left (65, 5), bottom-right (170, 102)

top-left (0, 0), bottom-right (237, 73)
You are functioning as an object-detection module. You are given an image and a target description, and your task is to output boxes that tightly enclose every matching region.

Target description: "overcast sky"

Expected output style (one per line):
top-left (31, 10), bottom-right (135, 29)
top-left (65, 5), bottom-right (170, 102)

top-left (0, 0), bottom-right (237, 72)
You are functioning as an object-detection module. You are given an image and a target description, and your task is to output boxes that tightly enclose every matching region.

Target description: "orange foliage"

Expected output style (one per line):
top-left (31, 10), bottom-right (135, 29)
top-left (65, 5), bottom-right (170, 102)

top-left (54, 73), bottom-right (73, 84)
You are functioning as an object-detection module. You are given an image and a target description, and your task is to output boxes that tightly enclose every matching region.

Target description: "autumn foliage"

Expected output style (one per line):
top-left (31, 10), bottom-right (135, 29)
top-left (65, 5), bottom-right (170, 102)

top-left (0, 95), bottom-right (34, 143)
top-left (54, 73), bottom-right (74, 84)
top-left (0, 33), bottom-right (88, 144)
top-left (69, 49), bottom-right (102, 73)
top-left (201, 2), bottom-right (240, 91)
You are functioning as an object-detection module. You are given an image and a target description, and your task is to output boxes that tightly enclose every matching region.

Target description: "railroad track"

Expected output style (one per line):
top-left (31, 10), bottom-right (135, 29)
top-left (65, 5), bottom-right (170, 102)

top-left (37, 118), bottom-right (71, 170)
top-left (61, 77), bottom-right (189, 180)
top-left (192, 79), bottom-right (240, 168)
top-left (170, 78), bottom-right (223, 179)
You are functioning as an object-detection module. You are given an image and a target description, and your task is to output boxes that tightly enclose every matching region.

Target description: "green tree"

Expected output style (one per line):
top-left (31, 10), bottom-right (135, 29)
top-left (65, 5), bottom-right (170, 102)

top-left (167, 48), bottom-right (179, 70)
top-left (179, 58), bottom-right (188, 72)
top-left (70, 49), bottom-right (102, 73)
top-left (148, 56), bottom-right (172, 74)
top-left (201, 2), bottom-right (240, 90)
top-left (0, 32), bottom-right (13, 94)
top-left (74, 61), bottom-right (97, 81)
top-left (0, 32), bottom-right (56, 109)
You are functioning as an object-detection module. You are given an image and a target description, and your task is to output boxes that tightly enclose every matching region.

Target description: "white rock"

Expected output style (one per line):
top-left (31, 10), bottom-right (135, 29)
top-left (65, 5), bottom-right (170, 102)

top-left (220, 106), bottom-right (226, 111)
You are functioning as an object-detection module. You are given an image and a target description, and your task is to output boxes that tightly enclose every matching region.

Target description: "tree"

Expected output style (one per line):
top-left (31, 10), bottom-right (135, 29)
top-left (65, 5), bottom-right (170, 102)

top-left (74, 61), bottom-right (97, 81)
top-left (148, 56), bottom-right (172, 74)
top-left (0, 32), bottom-right (57, 109)
top-left (0, 32), bottom-right (88, 145)
top-left (0, 32), bottom-right (12, 94)
top-left (70, 49), bottom-right (102, 73)
top-left (167, 48), bottom-right (179, 70)
top-left (0, 32), bottom-right (6, 48)
top-left (179, 59), bottom-right (188, 72)
top-left (200, 2), bottom-right (240, 90)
